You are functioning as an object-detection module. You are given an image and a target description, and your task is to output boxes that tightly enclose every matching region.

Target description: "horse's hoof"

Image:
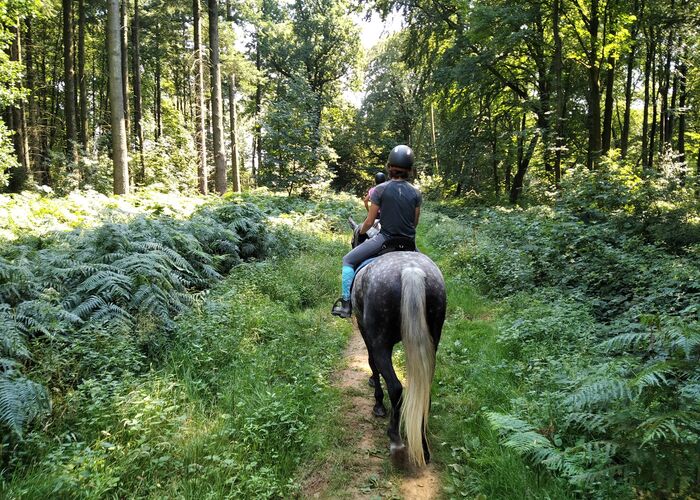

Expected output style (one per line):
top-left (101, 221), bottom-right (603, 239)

top-left (373, 404), bottom-right (386, 418)
top-left (390, 443), bottom-right (408, 469)
top-left (368, 377), bottom-right (376, 388)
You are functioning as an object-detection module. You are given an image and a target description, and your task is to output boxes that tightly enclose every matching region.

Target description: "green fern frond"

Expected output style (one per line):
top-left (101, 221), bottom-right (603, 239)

top-left (0, 305), bottom-right (30, 359)
top-left (76, 269), bottom-right (131, 297)
top-left (91, 303), bottom-right (134, 328)
top-left (632, 362), bottom-right (676, 389)
top-left (486, 411), bottom-right (536, 433)
top-left (0, 374), bottom-right (50, 438)
top-left (599, 332), bottom-right (651, 353)
top-left (639, 414), bottom-right (683, 445)
top-left (565, 379), bottom-right (634, 410)
top-left (569, 465), bottom-right (627, 488)
top-left (503, 430), bottom-right (555, 454)
top-left (581, 440), bottom-right (619, 464)
top-left (72, 295), bottom-right (107, 319)
top-left (667, 327), bottom-right (700, 358)
top-left (564, 411), bottom-right (609, 432)
top-left (679, 382), bottom-right (700, 402)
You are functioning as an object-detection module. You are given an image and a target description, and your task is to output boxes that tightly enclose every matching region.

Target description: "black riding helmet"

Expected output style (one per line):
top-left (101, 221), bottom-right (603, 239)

top-left (387, 145), bottom-right (414, 169)
top-left (374, 172), bottom-right (386, 184)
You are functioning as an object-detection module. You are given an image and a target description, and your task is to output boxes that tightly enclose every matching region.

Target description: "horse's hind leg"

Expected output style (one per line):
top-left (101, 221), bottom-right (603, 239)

top-left (367, 352), bottom-right (386, 417)
top-left (373, 348), bottom-right (406, 462)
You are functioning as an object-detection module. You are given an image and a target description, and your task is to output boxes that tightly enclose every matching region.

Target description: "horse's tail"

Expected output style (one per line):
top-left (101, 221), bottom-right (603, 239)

top-left (400, 266), bottom-right (435, 468)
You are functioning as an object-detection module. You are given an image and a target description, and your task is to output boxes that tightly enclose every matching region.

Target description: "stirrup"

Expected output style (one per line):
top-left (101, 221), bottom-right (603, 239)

top-left (331, 298), bottom-right (352, 318)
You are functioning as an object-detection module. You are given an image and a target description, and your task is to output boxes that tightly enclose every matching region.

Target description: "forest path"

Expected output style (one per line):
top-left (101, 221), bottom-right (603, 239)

top-left (302, 320), bottom-right (441, 499)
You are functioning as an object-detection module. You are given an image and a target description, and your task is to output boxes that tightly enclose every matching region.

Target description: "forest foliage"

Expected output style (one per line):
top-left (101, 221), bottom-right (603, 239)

top-left (1, 188), bottom-right (358, 497)
top-left (1, 0), bottom-right (699, 201)
top-left (426, 159), bottom-right (699, 496)
top-left (0, 0), bottom-right (700, 496)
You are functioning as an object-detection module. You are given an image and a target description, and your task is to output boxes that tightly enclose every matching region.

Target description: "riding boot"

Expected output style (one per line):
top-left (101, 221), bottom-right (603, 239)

top-left (331, 298), bottom-right (352, 318)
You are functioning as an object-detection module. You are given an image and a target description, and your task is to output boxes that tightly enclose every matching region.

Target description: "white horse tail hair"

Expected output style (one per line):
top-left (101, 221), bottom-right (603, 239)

top-left (399, 266), bottom-right (435, 468)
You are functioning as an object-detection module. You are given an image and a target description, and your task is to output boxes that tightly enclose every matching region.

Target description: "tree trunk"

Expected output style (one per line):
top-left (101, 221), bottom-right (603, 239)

top-left (25, 17), bottom-right (41, 179)
top-left (6, 24), bottom-right (30, 191)
top-left (621, 44), bottom-right (636, 158)
top-left (63, 0), bottom-right (78, 166)
top-left (601, 55), bottom-right (615, 154)
top-left (120, 0), bottom-right (130, 147)
top-left (193, 0), bottom-right (208, 194)
top-left (677, 54), bottom-right (687, 177)
top-left (430, 103), bottom-right (439, 175)
top-left (107, 0), bottom-right (129, 194)
top-left (17, 28), bottom-right (30, 185)
top-left (660, 14), bottom-right (675, 149)
top-left (132, 0), bottom-right (145, 183)
top-left (208, 0), bottom-right (227, 194)
top-left (155, 24), bottom-right (162, 140)
top-left (78, 0), bottom-right (88, 148)
top-left (648, 43), bottom-right (658, 170)
top-left (621, 0), bottom-right (640, 159)
top-left (229, 74), bottom-right (241, 192)
top-left (586, 0), bottom-right (602, 170)
top-left (696, 149), bottom-right (700, 197)
top-left (641, 30), bottom-right (653, 171)
top-left (551, 0), bottom-right (563, 185)
top-left (252, 38), bottom-right (262, 184)
top-left (666, 40), bottom-right (679, 149)
top-left (491, 124), bottom-right (499, 196)
top-left (533, 5), bottom-right (551, 179)
top-left (510, 114), bottom-right (539, 203)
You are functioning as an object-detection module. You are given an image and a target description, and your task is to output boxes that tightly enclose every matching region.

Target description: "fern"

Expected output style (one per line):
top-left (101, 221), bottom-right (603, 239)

top-left (563, 411), bottom-right (609, 433)
top-left (679, 382), bottom-right (700, 402)
top-left (0, 255), bottom-right (35, 304)
top-left (0, 368), bottom-right (50, 438)
top-left (667, 325), bottom-right (700, 359)
top-left (91, 303), bottom-right (134, 329)
top-left (632, 362), bottom-right (676, 390)
top-left (72, 295), bottom-right (107, 319)
top-left (0, 304), bottom-right (30, 359)
top-left (599, 331), bottom-right (652, 353)
top-left (565, 379), bottom-right (635, 410)
top-left (76, 268), bottom-right (132, 300)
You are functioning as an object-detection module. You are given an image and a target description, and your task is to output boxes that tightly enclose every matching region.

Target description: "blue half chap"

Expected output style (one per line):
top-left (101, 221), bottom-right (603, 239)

top-left (341, 265), bottom-right (355, 301)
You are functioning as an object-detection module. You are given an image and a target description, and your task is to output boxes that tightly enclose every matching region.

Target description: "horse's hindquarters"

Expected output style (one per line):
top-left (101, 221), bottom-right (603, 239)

top-left (351, 251), bottom-right (446, 468)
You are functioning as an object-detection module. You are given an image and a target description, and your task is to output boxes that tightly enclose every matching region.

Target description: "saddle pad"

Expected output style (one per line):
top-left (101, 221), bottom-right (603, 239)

top-left (351, 257), bottom-right (376, 292)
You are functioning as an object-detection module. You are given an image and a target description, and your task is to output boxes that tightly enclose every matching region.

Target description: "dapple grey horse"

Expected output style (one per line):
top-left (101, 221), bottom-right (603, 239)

top-left (349, 219), bottom-right (446, 467)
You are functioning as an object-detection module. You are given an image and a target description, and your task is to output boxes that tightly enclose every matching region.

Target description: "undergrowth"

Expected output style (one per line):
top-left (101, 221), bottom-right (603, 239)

top-left (0, 187), bottom-right (357, 497)
top-left (425, 160), bottom-right (700, 498)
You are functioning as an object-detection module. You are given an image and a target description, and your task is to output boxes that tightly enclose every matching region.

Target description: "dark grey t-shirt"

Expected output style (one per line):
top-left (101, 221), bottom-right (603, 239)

top-left (370, 180), bottom-right (422, 238)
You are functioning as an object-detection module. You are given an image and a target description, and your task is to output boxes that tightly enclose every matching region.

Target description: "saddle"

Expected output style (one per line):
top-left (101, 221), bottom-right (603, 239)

top-left (377, 237), bottom-right (417, 256)
top-left (351, 237), bottom-right (418, 294)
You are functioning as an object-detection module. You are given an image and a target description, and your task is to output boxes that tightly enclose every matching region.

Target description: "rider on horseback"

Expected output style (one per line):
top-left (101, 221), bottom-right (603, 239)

top-left (331, 145), bottom-right (422, 318)
top-left (364, 171), bottom-right (386, 217)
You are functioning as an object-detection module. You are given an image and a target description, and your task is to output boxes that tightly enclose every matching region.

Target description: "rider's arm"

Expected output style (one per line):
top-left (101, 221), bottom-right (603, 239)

top-left (363, 193), bottom-right (370, 211)
top-left (415, 207), bottom-right (421, 227)
top-left (360, 204), bottom-right (380, 234)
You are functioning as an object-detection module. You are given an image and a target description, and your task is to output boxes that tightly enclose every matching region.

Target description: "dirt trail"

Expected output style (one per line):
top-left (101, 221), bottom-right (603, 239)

top-left (302, 322), bottom-right (441, 499)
